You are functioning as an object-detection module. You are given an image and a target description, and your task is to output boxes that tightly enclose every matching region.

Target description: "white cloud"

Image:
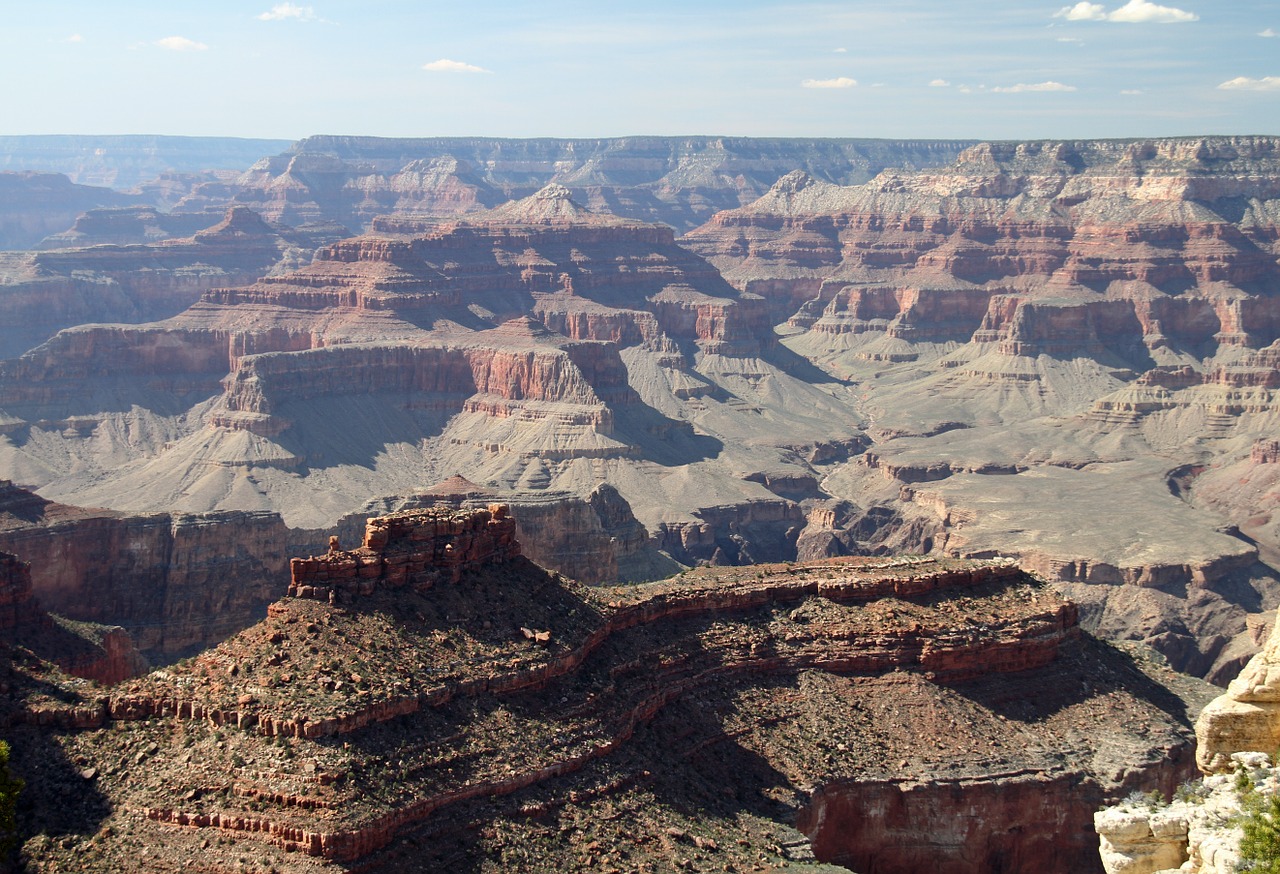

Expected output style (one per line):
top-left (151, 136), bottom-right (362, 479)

top-left (1218, 76), bottom-right (1280, 91)
top-left (155, 36), bottom-right (208, 51)
top-left (1260, 28), bottom-right (1278, 37)
top-left (929, 78), bottom-right (950, 87)
top-left (66, 33), bottom-right (84, 43)
top-left (422, 58), bottom-right (491, 73)
top-left (802, 77), bottom-right (856, 89)
top-left (958, 85), bottom-right (973, 94)
top-left (1057, 36), bottom-right (1084, 43)
top-left (258, 3), bottom-right (316, 21)
top-left (1120, 88), bottom-right (1144, 95)
top-left (1108, 0), bottom-right (1197, 23)
top-left (834, 47), bottom-right (847, 53)
top-left (1055, 3), bottom-right (1107, 20)
top-left (992, 81), bottom-right (1077, 93)
top-left (1054, 0), bottom-right (1197, 23)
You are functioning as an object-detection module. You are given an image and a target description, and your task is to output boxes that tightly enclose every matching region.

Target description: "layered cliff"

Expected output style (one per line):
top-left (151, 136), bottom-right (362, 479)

top-left (0, 206), bottom-right (335, 360)
top-left (0, 186), bottom-right (861, 578)
top-left (0, 171), bottom-right (141, 250)
top-left (681, 136), bottom-right (1280, 677)
top-left (5, 509), bottom-right (1212, 873)
top-left (177, 136), bottom-right (975, 233)
top-left (3, 139), bottom-right (1280, 678)
top-left (0, 480), bottom-right (293, 658)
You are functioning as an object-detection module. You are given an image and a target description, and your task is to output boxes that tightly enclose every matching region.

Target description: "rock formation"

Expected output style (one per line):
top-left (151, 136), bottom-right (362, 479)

top-left (1195, 616), bottom-right (1280, 773)
top-left (1, 137), bottom-right (1279, 678)
top-left (177, 136), bottom-right (975, 233)
top-left (0, 547), bottom-right (148, 685)
top-left (1093, 754), bottom-right (1266, 874)
top-left (682, 136), bottom-right (1280, 679)
top-left (4, 508), bottom-right (1213, 873)
top-left (0, 171), bottom-right (140, 250)
top-left (0, 480), bottom-right (296, 659)
top-left (0, 549), bottom-right (39, 630)
top-left (0, 185), bottom-right (862, 591)
top-left (0, 205), bottom-right (340, 359)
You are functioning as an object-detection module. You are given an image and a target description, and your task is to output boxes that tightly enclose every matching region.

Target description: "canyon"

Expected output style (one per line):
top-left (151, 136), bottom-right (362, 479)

top-left (4, 506), bottom-right (1214, 873)
top-left (1, 135), bottom-right (1278, 682)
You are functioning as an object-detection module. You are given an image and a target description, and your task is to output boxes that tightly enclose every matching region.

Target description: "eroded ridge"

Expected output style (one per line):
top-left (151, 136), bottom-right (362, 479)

top-left (3, 507), bottom-right (1204, 873)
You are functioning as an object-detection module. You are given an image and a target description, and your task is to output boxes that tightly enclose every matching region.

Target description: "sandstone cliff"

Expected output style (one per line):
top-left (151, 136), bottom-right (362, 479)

top-left (0, 480), bottom-right (293, 658)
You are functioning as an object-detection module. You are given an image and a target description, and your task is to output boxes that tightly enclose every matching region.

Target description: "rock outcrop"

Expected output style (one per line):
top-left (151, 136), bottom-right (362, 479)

top-left (0, 171), bottom-right (140, 250)
top-left (0, 480), bottom-right (295, 658)
top-left (0, 206), bottom-right (336, 359)
top-left (5, 513), bottom-right (1212, 873)
top-left (1196, 618), bottom-right (1280, 773)
top-left (0, 548), bottom-right (39, 630)
top-left (288, 504), bottom-right (520, 600)
top-left (180, 136), bottom-right (975, 233)
top-left (343, 476), bottom-right (653, 584)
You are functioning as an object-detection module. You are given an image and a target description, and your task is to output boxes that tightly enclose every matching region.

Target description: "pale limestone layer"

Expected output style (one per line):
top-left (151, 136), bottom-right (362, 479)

top-left (1197, 621), bottom-right (1280, 772)
top-left (1095, 752), bottom-right (1274, 874)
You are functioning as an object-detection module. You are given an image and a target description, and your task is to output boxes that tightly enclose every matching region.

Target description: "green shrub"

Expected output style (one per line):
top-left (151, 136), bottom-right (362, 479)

top-left (1240, 793), bottom-right (1280, 873)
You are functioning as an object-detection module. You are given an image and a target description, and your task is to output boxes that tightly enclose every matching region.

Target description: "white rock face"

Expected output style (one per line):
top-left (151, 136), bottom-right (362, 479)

top-left (1197, 625), bottom-right (1280, 772)
top-left (1095, 752), bottom-right (1277, 874)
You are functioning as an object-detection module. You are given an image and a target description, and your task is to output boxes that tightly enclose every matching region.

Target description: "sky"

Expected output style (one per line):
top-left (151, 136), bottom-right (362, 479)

top-left (2, 0), bottom-right (1278, 141)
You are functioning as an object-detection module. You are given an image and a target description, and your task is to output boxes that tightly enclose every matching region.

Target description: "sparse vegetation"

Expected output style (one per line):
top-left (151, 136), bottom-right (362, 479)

top-left (1175, 778), bottom-right (1209, 803)
top-left (1240, 794), bottom-right (1280, 873)
top-left (0, 740), bottom-right (24, 858)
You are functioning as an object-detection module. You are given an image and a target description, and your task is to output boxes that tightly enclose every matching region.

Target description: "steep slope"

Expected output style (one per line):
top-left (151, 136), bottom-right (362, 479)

top-left (682, 136), bottom-right (1280, 680)
top-left (4, 507), bottom-right (1213, 873)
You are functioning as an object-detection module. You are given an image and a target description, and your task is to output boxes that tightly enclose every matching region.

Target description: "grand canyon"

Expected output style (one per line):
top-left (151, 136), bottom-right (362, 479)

top-left (2, 132), bottom-right (1279, 871)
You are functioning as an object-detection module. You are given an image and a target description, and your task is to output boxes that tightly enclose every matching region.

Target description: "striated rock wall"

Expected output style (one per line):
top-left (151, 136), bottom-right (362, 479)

top-left (344, 479), bottom-right (650, 584)
top-left (288, 505), bottom-right (520, 600)
top-left (0, 482), bottom-right (292, 657)
top-left (0, 206), bottom-right (315, 360)
top-left (189, 136), bottom-right (975, 233)
top-left (809, 764), bottom-right (1194, 874)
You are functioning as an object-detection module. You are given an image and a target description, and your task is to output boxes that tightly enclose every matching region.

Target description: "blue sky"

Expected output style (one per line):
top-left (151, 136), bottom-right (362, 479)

top-left (3, 1), bottom-right (1277, 140)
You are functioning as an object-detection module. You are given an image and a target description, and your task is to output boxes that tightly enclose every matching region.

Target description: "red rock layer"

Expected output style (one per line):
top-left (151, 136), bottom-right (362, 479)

top-left (684, 138), bottom-right (1280, 356)
top-left (288, 504), bottom-right (520, 599)
top-left (0, 481), bottom-right (294, 656)
top-left (0, 550), bottom-right (38, 629)
top-left (0, 206), bottom-right (314, 360)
